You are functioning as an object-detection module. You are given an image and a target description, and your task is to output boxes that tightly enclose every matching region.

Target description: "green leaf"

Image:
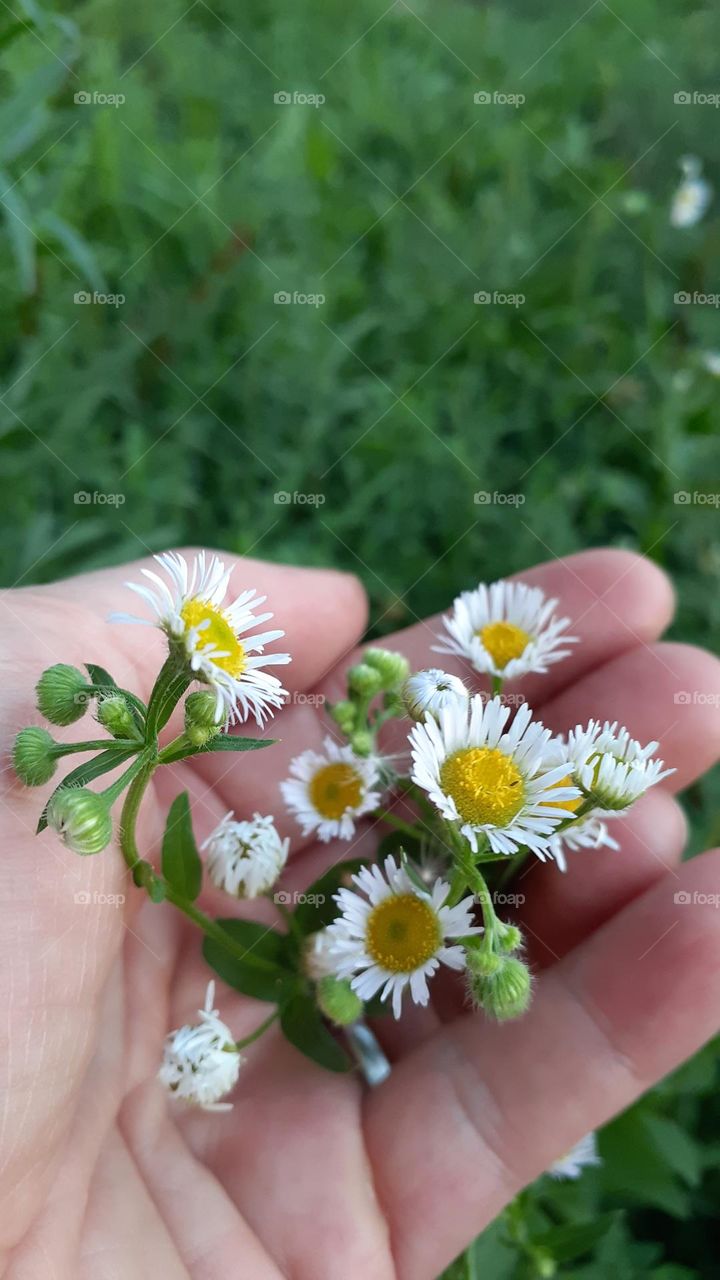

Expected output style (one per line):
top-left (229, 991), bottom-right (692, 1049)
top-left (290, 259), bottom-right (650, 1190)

top-left (531, 1213), bottom-right (620, 1263)
top-left (85, 663), bottom-right (119, 689)
top-left (37, 747), bottom-right (138, 832)
top-left (280, 991), bottom-right (352, 1072)
top-left (145, 658), bottom-right (191, 737)
top-left (85, 664), bottom-right (146, 731)
top-left (160, 736), bottom-right (277, 764)
top-left (161, 792), bottom-right (202, 902)
top-left (203, 919), bottom-right (297, 1003)
top-left (292, 859), bottom-right (364, 935)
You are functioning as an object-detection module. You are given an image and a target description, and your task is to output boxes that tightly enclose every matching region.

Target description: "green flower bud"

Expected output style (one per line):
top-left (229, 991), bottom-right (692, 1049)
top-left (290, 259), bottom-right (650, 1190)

top-left (382, 690), bottom-right (405, 716)
top-left (465, 944), bottom-right (503, 979)
top-left (328, 700), bottom-right (357, 734)
top-left (316, 976), bottom-right (363, 1026)
top-left (350, 729), bottom-right (374, 757)
top-left (363, 648), bottom-right (410, 688)
top-left (184, 690), bottom-right (223, 746)
top-left (468, 955), bottom-right (532, 1021)
top-left (496, 922), bottom-right (523, 954)
top-left (347, 662), bottom-right (383, 698)
top-left (46, 788), bottom-right (113, 855)
top-left (530, 1247), bottom-right (556, 1278)
top-left (97, 694), bottom-right (139, 741)
top-left (13, 727), bottom-right (57, 786)
top-left (36, 664), bottom-right (92, 726)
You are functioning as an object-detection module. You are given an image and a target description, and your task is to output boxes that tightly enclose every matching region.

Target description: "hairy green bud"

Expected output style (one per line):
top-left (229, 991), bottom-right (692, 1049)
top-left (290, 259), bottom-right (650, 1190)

top-left (316, 977), bottom-right (363, 1026)
top-left (13, 727), bottom-right (57, 786)
top-left (328, 700), bottom-right (357, 734)
top-left (97, 694), bottom-right (139, 741)
top-left (347, 662), bottom-right (383, 698)
top-left (36, 664), bottom-right (91, 726)
top-left (46, 788), bottom-right (113, 855)
top-left (184, 690), bottom-right (223, 746)
top-left (468, 955), bottom-right (532, 1021)
top-left (350, 729), bottom-right (374, 757)
top-left (363, 648), bottom-right (410, 688)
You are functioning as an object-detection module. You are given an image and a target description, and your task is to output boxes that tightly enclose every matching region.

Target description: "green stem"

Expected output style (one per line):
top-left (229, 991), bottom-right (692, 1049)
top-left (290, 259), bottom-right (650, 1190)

top-left (52, 738), bottom-right (142, 757)
top-left (272, 898), bottom-right (304, 942)
top-left (491, 675), bottom-right (504, 697)
top-left (164, 889), bottom-right (283, 975)
top-left (118, 752), bottom-right (158, 873)
top-left (232, 1010), bottom-right (279, 1051)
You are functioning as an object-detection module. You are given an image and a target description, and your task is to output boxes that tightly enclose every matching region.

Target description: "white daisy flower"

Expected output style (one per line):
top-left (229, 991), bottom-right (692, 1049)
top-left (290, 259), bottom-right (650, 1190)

top-left (112, 550), bottom-right (290, 726)
top-left (410, 695), bottom-right (580, 858)
top-left (563, 720), bottom-right (673, 815)
top-left (201, 811), bottom-right (289, 898)
top-left (303, 928), bottom-right (338, 980)
top-left (548, 1132), bottom-right (601, 1180)
top-left (402, 668), bottom-right (469, 721)
top-left (280, 736), bottom-right (383, 842)
top-left (670, 155), bottom-right (712, 228)
top-left (323, 854), bottom-right (481, 1018)
top-left (546, 815), bottom-right (620, 873)
top-left (434, 580), bottom-right (577, 680)
top-left (158, 982), bottom-right (241, 1112)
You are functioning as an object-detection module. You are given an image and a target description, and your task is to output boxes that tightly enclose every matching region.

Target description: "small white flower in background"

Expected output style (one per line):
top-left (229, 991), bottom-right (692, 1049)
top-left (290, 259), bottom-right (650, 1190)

top-left (112, 551), bottom-right (290, 726)
top-left (158, 982), bottom-right (241, 1111)
top-left (410, 695), bottom-right (581, 857)
top-left (402, 668), bottom-right (469, 721)
top-left (563, 720), bottom-right (673, 815)
top-left (701, 351), bottom-right (720, 377)
top-left (303, 928), bottom-right (338, 980)
top-left (546, 814), bottom-right (620, 873)
top-left (323, 854), bottom-right (481, 1018)
top-left (202, 812), bottom-right (289, 898)
top-left (548, 1131), bottom-right (601, 1180)
top-left (435, 580), bottom-right (577, 680)
top-left (670, 155), bottom-right (712, 228)
top-left (281, 736), bottom-right (383, 842)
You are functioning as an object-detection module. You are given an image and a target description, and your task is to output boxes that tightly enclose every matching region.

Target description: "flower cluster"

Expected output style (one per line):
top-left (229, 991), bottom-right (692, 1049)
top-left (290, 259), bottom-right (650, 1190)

top-left (12, 553), bottom-right (672, 1124)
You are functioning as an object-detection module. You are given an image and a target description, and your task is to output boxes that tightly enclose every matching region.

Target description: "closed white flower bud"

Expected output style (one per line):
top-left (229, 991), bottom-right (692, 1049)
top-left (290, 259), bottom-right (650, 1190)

top-left (46, 788), bottom-right (113, 855)
top-left (158, 982), bottom-right (241, 1111)
top-left (201, 812), bottom-right (289, 898)
top-left (402, 669), bottom-right (468, 721)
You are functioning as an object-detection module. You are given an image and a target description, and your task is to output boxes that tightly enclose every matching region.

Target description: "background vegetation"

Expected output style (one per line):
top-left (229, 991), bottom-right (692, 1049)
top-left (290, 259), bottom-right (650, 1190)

top-left (1, 0), bottom-right (718, 1273)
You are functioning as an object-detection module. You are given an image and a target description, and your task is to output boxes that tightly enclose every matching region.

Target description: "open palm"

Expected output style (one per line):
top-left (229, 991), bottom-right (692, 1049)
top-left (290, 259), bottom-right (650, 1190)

top-left (2, 547), bottom-right (719, 1280)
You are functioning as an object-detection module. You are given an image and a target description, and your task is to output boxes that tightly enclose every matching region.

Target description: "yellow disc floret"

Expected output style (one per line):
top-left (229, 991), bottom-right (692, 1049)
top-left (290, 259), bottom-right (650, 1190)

top-left (180, 599), bottom-right (247, 677)
top-left (440, 746), bottom-right (525, 826)
top-left (541, 774), bottom-right (583, 814)
top-left (366, 894), bottom-right (441, 973)
top-left (478, 621), bottom-right (531, 669)
top-left (309, 762), bottom-right (364, 820)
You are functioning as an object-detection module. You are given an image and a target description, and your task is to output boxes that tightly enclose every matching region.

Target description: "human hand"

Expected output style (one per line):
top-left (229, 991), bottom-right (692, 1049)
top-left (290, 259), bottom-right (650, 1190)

top-left (2, 547), bottom-right (719, 1280)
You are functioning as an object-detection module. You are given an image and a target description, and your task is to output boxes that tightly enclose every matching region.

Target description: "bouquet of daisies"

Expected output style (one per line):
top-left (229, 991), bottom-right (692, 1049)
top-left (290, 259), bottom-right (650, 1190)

top-left (13, 551), bottom-right (671, 1110)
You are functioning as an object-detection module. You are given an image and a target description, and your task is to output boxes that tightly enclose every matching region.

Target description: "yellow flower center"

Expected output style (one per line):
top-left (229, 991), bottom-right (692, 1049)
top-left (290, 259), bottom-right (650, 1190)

top-left (542, 774), bottom-right (583, 814)
top-left (477, 620), bottom-right (531, 669)
top-left (366, 894), bottom-right (441, 973)
top-left (309, 762), bottom-right (364, 819)
top-left (440, 746), bottom-right (525, 826)
top-left (180, 599), bottom-right (247, 677)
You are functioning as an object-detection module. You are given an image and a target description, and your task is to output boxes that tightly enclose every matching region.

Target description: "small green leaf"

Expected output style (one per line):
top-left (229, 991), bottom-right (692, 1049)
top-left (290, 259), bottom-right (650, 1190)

top-left (84, 663), bottom-right (118, 689)
top-left (531, 1213), bottom-right (620, 1263)
top-left (85, 664), bottom-right (146, 731)
top-left (161, 792), bottom-right (202, 902)
top-left (203, 919), bottom-right (297, 1003)
top-left (280, 991), bottom-right (352, 1072)
top-left (145, 659), bottom-right (191, 737)
top-left (161, 736), bottom-right (277, 764)
top-left (37, 747), bottom-right (138, 832)
top-left (293, 859), bottom-right (364, 935)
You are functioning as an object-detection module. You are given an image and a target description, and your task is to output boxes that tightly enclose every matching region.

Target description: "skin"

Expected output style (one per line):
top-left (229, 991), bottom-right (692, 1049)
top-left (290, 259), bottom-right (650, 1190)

top-left (1, 546), bottom-right (719, 1280)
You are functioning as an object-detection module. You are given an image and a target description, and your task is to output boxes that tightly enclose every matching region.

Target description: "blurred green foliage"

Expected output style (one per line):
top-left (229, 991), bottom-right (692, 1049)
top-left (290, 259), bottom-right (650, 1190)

top-left (1, 0), bottom-right (718, 1273)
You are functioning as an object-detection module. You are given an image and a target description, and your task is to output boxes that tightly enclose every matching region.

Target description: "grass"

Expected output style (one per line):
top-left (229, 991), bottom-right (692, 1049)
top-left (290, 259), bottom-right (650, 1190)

top-left (1, 0), bottom-right (719, 1273)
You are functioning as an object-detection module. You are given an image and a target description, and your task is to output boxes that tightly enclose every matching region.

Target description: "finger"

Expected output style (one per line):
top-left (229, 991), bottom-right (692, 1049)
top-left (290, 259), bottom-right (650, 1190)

top-left (539, 640), bottom-right (720, 791)
top-left (319, 548), bottom-right (674, 711)
top-left (365, 848), bottom-right (720, 1280)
